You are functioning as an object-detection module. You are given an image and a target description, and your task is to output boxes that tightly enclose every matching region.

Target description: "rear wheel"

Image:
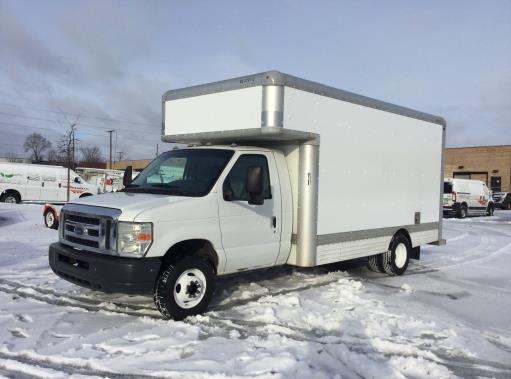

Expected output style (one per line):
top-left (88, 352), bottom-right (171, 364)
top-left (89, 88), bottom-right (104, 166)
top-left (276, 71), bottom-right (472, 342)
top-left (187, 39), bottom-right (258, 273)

top-left (44, 209), bottom-right (58, 229)
top-left (367, 254), bottom-right (385, 273)
top-left (457, 205), bottom-right (467, 219)
top-left (382, 234), bottom-right (410, 276)
top-left (154, 256), bottom-right (215, 320)
top-left (0, 193), bottom-right (20, 204)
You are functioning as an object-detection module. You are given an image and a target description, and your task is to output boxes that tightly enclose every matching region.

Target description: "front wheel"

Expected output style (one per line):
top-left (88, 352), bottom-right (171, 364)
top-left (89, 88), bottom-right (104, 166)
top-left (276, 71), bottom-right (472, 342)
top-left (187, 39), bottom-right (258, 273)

top-left (382, 234), bottom-right (410, 276)
top-left (154, 257), bottom-right (215, 320)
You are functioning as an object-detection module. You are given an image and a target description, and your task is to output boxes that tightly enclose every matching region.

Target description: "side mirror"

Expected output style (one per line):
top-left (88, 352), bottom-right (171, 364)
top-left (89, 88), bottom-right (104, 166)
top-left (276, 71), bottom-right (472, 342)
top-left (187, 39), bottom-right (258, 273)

top-left (74, 177), bottom-right (81, 183)
top-left (123, 165), bottom-right (133, 187)
top-left (223, 179), bottom-right (234, 201)
top-left (246, 166), bottom-right (264, 205)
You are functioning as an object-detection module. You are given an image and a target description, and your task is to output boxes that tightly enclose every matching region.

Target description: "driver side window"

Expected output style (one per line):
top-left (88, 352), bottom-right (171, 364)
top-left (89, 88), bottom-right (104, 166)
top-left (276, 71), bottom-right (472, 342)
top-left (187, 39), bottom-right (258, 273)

top-left (224, 154), bottom-right (271, 201)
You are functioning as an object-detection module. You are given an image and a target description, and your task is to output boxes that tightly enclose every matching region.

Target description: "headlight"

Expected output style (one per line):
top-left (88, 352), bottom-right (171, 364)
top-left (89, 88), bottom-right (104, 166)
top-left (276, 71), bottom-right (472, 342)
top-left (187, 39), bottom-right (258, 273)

top-left (117, 222), bottom-right (153, 257)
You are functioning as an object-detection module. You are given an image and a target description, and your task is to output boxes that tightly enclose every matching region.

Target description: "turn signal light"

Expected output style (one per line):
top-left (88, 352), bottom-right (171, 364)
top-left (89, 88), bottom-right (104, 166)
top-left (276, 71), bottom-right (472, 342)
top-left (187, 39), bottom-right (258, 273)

top-left (137, 233), bottom-right (152, 241)
top-left (452, 191), bottom-right (457, 202)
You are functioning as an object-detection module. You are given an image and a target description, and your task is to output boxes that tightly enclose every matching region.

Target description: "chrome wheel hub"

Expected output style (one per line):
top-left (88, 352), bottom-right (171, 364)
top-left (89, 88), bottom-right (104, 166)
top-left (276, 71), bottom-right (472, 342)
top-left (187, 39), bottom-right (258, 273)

top-left (395, 243), bottom-right (407, 268)
top-left (173, 269), bottom-right (206, 309)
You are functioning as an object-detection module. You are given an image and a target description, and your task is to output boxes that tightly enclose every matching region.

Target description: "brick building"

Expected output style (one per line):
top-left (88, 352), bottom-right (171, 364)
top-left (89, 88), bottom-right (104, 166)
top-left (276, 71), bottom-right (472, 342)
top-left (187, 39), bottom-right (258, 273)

top-left (444, 145), bottom-right (511, 192)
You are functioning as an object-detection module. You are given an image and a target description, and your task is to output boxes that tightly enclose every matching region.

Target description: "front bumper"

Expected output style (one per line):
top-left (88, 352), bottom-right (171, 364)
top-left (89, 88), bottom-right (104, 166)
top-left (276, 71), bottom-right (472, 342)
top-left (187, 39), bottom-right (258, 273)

top-left (49, 242), bottom-right (161, 294)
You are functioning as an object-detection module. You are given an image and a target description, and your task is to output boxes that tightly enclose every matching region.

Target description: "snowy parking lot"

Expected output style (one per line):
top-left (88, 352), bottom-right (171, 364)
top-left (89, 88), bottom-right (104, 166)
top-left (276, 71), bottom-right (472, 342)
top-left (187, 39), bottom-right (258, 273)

top-left (0, 204), bottom-right (510, 379)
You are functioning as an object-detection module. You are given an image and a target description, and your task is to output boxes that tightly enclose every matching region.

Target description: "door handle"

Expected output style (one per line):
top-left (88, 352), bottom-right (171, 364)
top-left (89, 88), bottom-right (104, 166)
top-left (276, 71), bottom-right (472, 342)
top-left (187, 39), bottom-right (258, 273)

top-left (41, 182), bottom-right (45, 187)
top-left (272, 216), bottom-right (277, 228)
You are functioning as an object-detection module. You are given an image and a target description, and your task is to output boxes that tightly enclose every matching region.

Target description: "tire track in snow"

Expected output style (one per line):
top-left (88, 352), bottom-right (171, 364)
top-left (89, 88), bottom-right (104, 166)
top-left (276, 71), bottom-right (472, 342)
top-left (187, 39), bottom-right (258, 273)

top-left (0, 351), bottom-right (173, 379)
top-left (3, 276), bottom-right (511, 378)
top-left (0, 273), bottom-right (344, 318)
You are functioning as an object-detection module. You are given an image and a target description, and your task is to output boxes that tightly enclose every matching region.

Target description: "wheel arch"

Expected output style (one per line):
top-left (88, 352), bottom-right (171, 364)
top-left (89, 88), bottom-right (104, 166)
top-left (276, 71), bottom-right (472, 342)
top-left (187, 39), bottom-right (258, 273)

top-left (79, 193), bottom-right (93, 198)
top-left (1, 189), bottom-right (22, 202)
top-left (161, 239), bottom-right (219, 273)
top-left (392, 228), bottom-right (412, 247)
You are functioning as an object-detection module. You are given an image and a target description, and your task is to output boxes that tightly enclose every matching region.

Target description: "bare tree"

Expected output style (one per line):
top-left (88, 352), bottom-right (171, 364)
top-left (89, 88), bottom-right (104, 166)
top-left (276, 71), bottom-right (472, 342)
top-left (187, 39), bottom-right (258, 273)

top-left (57, 112), bottom-right (80, 201)
top-left (80, 146), bottom-right (103, 163)
top-left (47, 149), bottom-right (65, 165)
top-left (23, 133), bottom-right (52, 162)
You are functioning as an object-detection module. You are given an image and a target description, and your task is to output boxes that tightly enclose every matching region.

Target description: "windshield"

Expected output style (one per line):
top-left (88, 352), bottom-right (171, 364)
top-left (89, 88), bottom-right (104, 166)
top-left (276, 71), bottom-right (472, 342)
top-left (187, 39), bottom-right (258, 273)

top-left (443, 182), bottom-right (453, 194)
top-left (124, 149), bottom-right (234, 196)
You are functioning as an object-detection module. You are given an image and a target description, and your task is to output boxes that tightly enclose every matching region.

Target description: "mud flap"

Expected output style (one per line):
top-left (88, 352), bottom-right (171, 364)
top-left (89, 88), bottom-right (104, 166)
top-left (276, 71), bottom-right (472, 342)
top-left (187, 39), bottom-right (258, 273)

top-left (410, 246), bottom-right (421, 260)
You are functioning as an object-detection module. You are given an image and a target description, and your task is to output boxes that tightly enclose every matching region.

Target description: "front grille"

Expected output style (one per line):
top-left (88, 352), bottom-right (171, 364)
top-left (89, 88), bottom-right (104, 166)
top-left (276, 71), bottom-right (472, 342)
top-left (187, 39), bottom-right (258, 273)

top-left (61, 209), bottom-right (116, 254)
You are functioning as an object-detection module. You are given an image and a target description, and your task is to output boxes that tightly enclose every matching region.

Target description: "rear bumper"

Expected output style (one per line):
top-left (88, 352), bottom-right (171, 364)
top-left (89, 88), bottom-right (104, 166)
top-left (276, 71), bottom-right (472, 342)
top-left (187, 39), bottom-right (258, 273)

top-left (49, 242), bottom-right (161, 294)
top-left (443, 202), bottom-right (460, 216)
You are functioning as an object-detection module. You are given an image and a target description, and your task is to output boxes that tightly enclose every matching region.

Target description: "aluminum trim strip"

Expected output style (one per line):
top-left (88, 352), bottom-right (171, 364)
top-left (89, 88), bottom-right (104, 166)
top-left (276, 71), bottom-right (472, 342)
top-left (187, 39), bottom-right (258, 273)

top-left (162, 128), bottom-right (319, 145)
top-left (162, 70), bottom-right (445, 127)
top-left (291, 222), bottom-right (440, 246)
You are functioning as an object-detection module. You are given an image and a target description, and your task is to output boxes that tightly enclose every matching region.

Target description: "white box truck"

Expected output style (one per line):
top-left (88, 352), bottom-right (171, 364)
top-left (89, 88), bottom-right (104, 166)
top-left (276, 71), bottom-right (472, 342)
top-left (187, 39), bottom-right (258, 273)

top-left (49, 71), bottom-right (446, 319)
top-left (0, 163), bottom-right (98, 203)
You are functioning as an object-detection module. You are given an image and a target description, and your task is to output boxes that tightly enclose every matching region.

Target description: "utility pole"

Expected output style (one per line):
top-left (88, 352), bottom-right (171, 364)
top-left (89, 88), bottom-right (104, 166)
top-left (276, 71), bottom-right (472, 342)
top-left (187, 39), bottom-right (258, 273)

top-left (116, 151), bottom-right (124, 162)
top-left (107, 130), bottom-right (114, 170)
top-left (66, 123), bottom-right (77, 202)
top-left (156, 143), bottom-right (159, 157)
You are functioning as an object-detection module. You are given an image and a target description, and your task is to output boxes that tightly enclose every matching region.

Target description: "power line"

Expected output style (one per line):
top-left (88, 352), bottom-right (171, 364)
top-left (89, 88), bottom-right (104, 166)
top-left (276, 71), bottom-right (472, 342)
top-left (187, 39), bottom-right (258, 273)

top-left (0, 120), bottom-right (160, 142)
top-left (0, 110), bottom-right (159, 135)
top-left (0, 101), bottom-right (159, 127)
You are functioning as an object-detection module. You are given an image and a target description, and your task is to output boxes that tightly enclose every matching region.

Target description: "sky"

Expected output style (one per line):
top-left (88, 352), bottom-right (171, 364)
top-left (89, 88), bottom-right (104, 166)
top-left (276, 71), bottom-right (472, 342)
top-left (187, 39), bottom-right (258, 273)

top-left (0, 0), bottom-right (510, 161)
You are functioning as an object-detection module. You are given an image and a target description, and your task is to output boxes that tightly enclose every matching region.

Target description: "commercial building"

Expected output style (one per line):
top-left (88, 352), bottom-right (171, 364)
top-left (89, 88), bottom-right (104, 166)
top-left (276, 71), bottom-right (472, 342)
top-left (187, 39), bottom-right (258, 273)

top-left (444, 145), bottom-right (511, 192)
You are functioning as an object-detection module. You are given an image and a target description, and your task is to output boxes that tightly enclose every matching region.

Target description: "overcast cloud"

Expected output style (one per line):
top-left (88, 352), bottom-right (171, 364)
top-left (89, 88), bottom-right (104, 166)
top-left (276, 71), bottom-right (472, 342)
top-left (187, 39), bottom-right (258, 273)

top-left (0, 0), bottom-right (510, 161)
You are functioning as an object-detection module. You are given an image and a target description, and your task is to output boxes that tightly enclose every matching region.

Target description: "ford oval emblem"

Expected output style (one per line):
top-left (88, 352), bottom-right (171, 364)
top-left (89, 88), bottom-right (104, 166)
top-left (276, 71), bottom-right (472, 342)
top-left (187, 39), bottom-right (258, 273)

top-left (74, 225), bottom-right (84, 236)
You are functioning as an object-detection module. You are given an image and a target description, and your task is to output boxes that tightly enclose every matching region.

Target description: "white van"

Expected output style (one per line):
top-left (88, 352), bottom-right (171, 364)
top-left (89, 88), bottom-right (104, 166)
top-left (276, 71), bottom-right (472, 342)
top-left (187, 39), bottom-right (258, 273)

top-left (0, 163), bottom-right (98, 203)
top-left (49, 71), bottom-right (445, 320)
top-left (443, 178), bottom-right (494, 218)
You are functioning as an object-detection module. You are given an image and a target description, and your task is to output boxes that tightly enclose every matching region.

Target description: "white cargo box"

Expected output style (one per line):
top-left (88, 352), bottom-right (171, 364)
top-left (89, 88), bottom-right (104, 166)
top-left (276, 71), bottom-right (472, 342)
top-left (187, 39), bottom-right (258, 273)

top-left (162, 71), bottom-right (445, 267)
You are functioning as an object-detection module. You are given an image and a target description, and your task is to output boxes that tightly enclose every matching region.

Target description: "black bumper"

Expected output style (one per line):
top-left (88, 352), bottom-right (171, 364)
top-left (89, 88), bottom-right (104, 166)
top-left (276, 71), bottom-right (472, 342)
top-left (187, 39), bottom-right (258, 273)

top-left (443, 202), bottom-right (461, 217)
top-left (49, 242), bottom-right (161, 294)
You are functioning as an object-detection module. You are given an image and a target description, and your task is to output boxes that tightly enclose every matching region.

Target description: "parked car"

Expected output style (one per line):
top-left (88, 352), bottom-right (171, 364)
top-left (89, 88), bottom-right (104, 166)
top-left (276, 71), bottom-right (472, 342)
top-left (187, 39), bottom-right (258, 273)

top-left (0, 163), bottom-right (98, 203)
top-left (43, 203), bottom-right (63, 229)
top-left (443, 178), bottom-right (495, 218)
top-left (49, 70), bottom-right (445, 320)
top-left (492, 192), bottom-right (511, 210)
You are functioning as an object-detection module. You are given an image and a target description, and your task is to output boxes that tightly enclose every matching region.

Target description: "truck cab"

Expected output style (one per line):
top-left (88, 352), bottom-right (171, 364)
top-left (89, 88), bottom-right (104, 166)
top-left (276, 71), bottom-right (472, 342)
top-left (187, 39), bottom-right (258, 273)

top-left (49, 145), bottom-right (292, 319)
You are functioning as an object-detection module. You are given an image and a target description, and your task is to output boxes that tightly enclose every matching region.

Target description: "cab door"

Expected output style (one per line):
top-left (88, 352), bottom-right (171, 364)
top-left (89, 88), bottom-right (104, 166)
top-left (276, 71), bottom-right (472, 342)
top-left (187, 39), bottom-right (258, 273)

top-left (218, 152), bottom-right (282, 273)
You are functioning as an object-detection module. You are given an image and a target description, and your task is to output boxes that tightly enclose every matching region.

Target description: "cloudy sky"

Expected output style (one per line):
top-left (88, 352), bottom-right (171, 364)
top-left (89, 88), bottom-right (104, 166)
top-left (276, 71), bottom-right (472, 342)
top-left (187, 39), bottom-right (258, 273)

top-left (0, 0), bottom-right (510, 161)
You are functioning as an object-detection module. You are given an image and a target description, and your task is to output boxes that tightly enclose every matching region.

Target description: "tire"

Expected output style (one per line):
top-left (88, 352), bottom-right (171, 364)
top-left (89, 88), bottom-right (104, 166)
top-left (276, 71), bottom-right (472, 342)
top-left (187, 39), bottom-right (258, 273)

top-left (457, 205), bottom-right (467, 219)
top-left (44, 209), bottom-right (58, 229)
top-left (367, 254), bottom-right (385, 273)
top-left (154, 256), bottom-right (215, 320)
top-left (0, 193), bottom-right (20, 204)
top-left (486, 205), bottom-right (494, 217)
top-left (382, 234), bottom-right (410, 276)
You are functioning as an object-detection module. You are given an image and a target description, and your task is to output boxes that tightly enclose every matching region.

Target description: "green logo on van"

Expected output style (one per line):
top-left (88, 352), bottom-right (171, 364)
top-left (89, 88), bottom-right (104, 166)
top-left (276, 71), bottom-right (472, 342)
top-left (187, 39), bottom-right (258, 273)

top-left (0, 172), bottom-right (17, 178)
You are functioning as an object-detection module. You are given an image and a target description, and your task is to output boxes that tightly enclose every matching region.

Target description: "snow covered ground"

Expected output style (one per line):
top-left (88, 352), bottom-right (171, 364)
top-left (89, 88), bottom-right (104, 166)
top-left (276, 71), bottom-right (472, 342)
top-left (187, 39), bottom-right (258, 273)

top-left (0, 204), bottom-right (510, 379)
